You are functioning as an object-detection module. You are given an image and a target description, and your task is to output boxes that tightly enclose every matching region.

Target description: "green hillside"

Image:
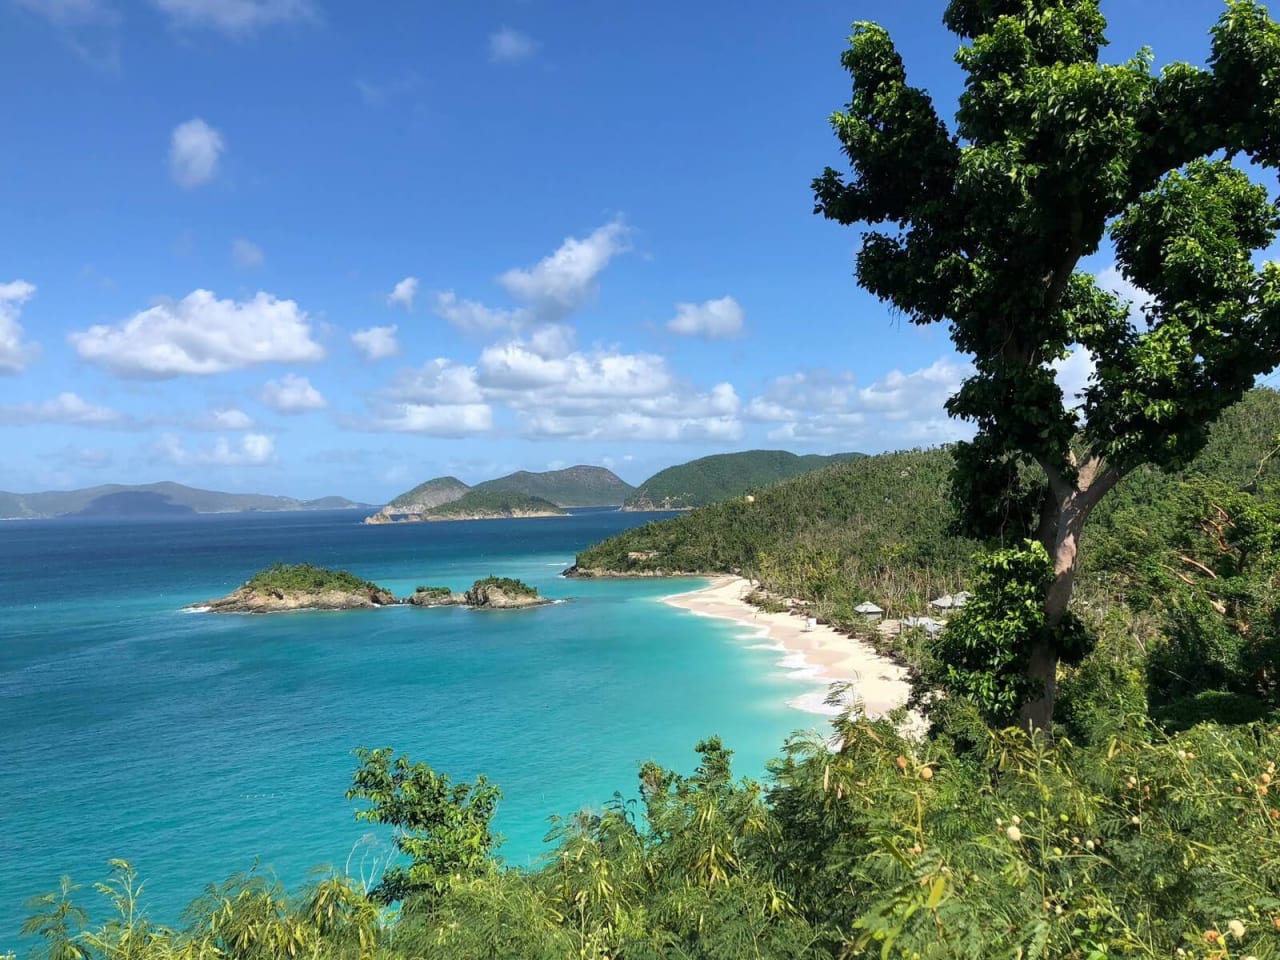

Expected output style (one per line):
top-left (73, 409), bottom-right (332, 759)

top-left (473, 465), bottom-right (634, 506)
top-left (385, 476), bottom-right (471, 512)
top-left (423, 489), bottom-right (566, 519)
top-left (0, 482), bottom-right (369, 519)
top-left (580, 389), bottom-right (1280, 629)
top-left (622, 449), bottom-right (863, 510)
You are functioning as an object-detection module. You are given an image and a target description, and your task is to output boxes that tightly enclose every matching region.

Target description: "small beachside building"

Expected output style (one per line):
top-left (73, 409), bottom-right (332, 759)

top-left (902, 615), bottom-right (945, 636)
top-left (930, 592), bottom-right (970, 610)
top-left (854, 601), bottom-right (884, 622)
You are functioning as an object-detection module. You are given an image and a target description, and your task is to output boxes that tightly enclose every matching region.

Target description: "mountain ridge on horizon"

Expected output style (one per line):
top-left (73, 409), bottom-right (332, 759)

top-left (0, 481), bottom-right (374, 520)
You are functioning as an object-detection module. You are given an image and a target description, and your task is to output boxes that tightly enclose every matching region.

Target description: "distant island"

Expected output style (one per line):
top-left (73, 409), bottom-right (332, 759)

top-left (190, 565), bottom-right (551, 613)
top-left (620, 450), bottom-right (863, 511)
top-left (365, 489), bottom-right (569, 524)
top-left (364, 466), bottom-right (632, 523)
top-left (0, 481), bottom-right (374, 520)
top-left (362, 453), bottom-right (866, 524)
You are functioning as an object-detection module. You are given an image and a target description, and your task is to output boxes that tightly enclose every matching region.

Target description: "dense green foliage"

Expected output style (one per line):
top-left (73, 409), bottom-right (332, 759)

top-left (580, 446), bottom-right (977, 619)
top-left (244, 563), bottom-right (383, 595)
top-left (474, 466), bottom-right (635, 507)
top-left (815, 0), bottom-right (1280, 726)
top-left (466, 576), bottom-right (539, 598)
top-left (27, 717), bottom-right (1280, 960)
top-left (624, 450), bottom-right (862, 511)
top-left (422, 490), bottom-right (565, 519)
top-left (411, 586), bottom-right (454, 600)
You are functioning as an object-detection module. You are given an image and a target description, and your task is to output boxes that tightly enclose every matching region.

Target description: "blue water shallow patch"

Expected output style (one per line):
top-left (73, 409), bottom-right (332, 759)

top-left (0, 509), bottom-right (828, 938)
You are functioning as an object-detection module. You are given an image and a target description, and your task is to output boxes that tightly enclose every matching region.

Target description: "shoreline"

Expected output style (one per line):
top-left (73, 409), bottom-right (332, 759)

top-left (663, 576), bottom-right (921, 730)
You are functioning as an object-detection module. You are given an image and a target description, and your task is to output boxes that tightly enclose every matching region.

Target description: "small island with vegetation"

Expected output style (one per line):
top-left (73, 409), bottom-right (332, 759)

top-left (191, 567), bottom-right (552, 613)
top-left (463, 576), bottom-right (551, 610)
top-left (194, 563), bottom-right (398, 613)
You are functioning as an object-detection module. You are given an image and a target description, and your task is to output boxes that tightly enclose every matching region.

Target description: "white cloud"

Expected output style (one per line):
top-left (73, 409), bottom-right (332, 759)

top-left (387, 276), bottom-right (418, 311)
top-left (231, 238), bottom-right (264, 268)
top-left (199, 407), bottom-right (255, 430)
top-left (667, 296), bottom-right (745, 339)
top-left (748, 359), bottom-right (973, 447)
top-left (150, 0), bottom-right (315, 34)
top-left (169, 118), bottom-right (224, 188)
top-left (68, 288), bottom-right (324, 378)
top-left (351, 324), bottom-right (400, 360)
top-left (261, 373), bottom-right (326, 414)
top-left (479, 338), bottom-right (672, 396)
top-left (433, 290), bottom-right (530, 334)
top-left (0, 280), bottom-right (39, 374)
top-left (1097, 264), bottom-right (1154, 324)
top-left (497, 219), bottom-right (630, 317)
top-left (367, 403), bottom-right (494, 437)
top-left (156, 432), bottom-right (276, 466)
top-left (0, 391), bottom-right (124, 426)
top-left (386, 359), bottom-right (484, 404)
top-left (488, 26), bottom-right (537, 64)
top-left (1052, 344), bottom-right (1096, 411)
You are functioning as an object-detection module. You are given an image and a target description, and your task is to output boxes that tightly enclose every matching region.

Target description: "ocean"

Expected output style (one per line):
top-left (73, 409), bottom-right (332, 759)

top-left (0, 508), bottom-right (828, 943)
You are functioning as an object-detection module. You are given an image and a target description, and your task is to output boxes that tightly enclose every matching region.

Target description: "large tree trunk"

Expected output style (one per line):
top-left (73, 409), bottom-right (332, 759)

top-left (1019, 457), bottom-right (1120, 731)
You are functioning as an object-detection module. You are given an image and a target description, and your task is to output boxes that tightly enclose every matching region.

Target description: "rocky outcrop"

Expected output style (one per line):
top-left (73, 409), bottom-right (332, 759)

top-left (196, 584), bottom-right (398, 614)
top-left (405, 586), bottom-right (465, 607)
top-left (463, 579), bottom-right (551, 610)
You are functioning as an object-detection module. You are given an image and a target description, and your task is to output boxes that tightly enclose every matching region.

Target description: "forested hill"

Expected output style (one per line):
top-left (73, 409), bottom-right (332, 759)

top-left (422, 489), bottom-right (566, 519)
top-left (0, 482), bottom-right (371, 519)
top-left (473, 466), bottom-right (634, 506)
top-left (577, 388), bottom-right (1280, 624)
top-left (622, 449), bottom-right (863, 511)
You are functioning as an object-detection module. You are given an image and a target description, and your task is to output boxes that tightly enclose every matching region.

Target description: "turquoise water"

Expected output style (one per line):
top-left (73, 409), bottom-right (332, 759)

top-left (0, 509), bottom-right (825, 942)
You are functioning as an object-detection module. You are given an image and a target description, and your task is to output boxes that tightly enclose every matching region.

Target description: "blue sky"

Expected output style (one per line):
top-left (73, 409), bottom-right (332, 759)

top-left (0, 0), bottom-right (1261, 501)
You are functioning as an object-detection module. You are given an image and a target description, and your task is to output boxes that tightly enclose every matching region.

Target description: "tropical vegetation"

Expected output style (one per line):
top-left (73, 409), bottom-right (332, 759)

top-left (244, 563), bottom-right (384, 596)
top-left (623, 450), bottom-right (863, 511)
top-left (421, 490), bottom-right (565, 519)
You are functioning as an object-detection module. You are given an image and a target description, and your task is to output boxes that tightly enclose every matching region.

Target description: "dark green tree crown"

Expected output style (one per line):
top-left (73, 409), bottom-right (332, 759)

top-left (815, 0), bottom-right (1280, 535)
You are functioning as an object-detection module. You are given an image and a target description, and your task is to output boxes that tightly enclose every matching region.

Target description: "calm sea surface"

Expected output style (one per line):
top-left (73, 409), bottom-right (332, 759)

top-left (0, 508), bottom-right (827, 942)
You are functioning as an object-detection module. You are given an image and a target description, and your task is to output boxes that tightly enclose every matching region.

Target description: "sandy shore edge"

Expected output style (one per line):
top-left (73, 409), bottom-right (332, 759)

top-left (663, 576), bottom-right (921, 728)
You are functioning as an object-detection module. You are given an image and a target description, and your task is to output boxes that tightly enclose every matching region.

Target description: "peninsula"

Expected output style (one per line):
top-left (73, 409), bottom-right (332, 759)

top-left (366, 490), bottom-right (566, 523)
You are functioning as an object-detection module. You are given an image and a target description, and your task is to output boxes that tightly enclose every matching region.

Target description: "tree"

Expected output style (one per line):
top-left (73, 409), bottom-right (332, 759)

top-left (346, 747), bottom-right (502, 906)
top-left (814, 0), bottom-right (1280, 727)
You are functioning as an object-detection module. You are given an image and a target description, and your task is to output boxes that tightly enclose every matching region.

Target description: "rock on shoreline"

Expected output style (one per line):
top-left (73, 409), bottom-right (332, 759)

top-left (199, 584), bottom-right (398, 614)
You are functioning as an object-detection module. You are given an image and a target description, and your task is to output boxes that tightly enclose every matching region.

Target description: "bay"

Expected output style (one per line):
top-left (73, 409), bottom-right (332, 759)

top-left (0, 509), bottom-right (824, 941)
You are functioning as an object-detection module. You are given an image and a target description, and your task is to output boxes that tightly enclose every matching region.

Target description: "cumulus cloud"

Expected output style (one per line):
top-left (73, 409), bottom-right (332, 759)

top-left (231, 238), bottom-right (264, 268)
top-left (488, 26), bottom-right (537, 64)
top-left (68, 289), bottom-right (323, 378)
top-left (387, 276), bottom-right (418, 311)
top-left (433, 291), bottom-right (530, 334)
top-left (748, 359), bottom-right (973, 447)
top-left (261, 373), bottom-right (326, 414)
top-left (386, 359), bottom-right (484, 404)
top-left (497, 219), bottom-right (630, 317)
top-left (169, 118), bottom-right (224, 188)
top-left (150, 0), bottom-right (315, 34)
top-left (155, 432), bottom-right (276, 466)
top-left (471, 327), bottom-right (741, 442)
top-left (351, 324), bottom-right (400, 360)
top-left (0, 280), bottom-right (39, 374)
top-left (667, 296), bottom-right (745, 339)
top-left (0, 391), bottom-right (125, 426)
top-left (196, 407), bottom-right (255, 430)
top-left (366, 402), bottom-right (494, 437)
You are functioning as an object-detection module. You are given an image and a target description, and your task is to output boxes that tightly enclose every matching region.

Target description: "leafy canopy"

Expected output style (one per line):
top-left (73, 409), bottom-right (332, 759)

top-left (814, 0), bottom-right (1280, 535)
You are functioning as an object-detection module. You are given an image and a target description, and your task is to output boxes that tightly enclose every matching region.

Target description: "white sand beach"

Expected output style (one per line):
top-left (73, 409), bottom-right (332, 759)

top-left (664, 576), bottom-right (921, 730)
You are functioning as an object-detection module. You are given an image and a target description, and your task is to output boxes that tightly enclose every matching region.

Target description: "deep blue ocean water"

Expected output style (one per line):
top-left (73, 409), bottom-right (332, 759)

top-left (0, 508), bottom-right (827, 944)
